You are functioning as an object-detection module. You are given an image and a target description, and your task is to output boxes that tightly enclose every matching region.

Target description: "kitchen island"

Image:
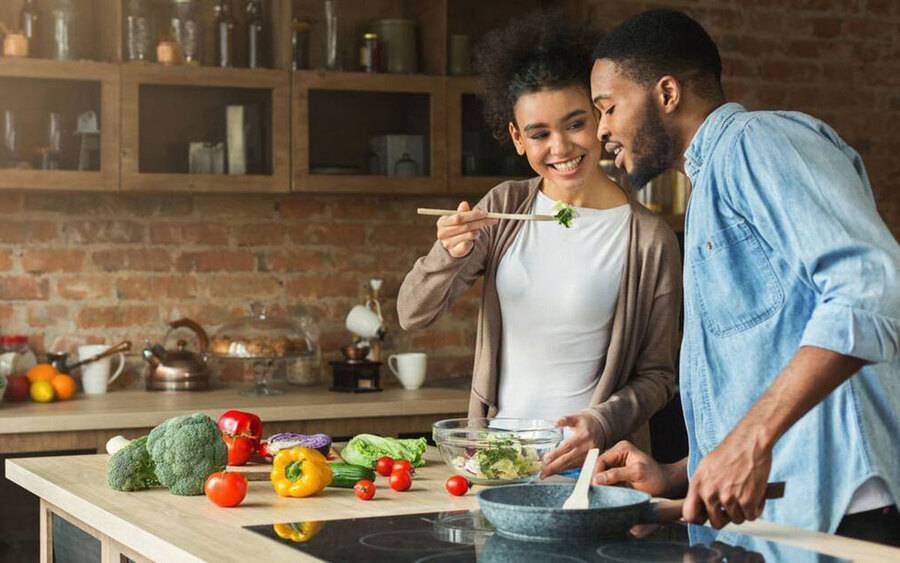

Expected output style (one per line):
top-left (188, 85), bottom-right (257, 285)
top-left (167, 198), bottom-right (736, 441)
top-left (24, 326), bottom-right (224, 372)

top-left (0, 385), bottom-right (469, 455)
top-left (6, 449), bottom-right (898, 563)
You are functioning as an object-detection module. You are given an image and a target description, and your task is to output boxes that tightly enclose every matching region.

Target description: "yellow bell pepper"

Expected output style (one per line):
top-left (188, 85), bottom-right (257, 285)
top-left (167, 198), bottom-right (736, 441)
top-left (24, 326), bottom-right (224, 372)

top-left (270, 447), bottom-right (332, 498)
top-left (273, 521), bottom-right (324, 543)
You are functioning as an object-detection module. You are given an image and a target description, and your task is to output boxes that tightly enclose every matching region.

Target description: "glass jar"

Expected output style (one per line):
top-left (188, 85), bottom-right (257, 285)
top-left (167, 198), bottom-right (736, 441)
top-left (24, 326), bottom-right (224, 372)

top-left (360, 32), bottom-right (381, 73)
top-left (124, 0), bottom-right (153, 62)
top-left (0, 335), bottom-right (37, 380)
top-left (48, 0), bottom-right (75, 61)
top-left (291, 20), bottom-right (310, 70)
top-left (213, 0), bottom-right (234, 67)
top-left (211, 303), bottom-right (321, 394)
top-left (171, 0), bottom-right (201, 65)
top-left (246, 0), bottom-right (264, 69)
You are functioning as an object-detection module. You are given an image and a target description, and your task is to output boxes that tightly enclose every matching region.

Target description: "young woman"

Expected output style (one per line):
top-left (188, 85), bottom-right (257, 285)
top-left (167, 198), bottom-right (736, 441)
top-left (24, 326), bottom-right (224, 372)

top-left (397, 14), bottom-right (682, 476)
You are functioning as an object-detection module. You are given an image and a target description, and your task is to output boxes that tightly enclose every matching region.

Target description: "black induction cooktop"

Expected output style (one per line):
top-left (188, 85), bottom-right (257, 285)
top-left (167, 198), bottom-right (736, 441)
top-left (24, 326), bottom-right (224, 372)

top-left (244, 510), bottom-right (848, 562)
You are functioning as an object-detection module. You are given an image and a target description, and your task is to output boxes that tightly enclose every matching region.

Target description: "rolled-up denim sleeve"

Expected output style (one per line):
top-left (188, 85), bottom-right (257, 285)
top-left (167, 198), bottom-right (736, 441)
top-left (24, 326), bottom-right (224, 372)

top-left (725, 115), bottom-right (900, 364)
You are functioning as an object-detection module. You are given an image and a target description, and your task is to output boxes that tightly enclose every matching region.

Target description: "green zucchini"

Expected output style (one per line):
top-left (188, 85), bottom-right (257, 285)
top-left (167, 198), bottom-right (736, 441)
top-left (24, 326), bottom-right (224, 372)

top-left (328, 463), bottom-right (375, 488)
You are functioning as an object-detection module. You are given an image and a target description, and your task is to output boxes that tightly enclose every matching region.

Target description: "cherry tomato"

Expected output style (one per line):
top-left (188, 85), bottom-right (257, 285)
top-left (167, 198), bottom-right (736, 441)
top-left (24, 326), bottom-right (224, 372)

top-left (354, 479), bottom-right (376, 501)
top-left (389, 470), bottom-right (412, 492)
top-left (204, 472), bottom-right (248, 508)
top-left (445, 475), bottom-right (470, 496)
top-left (392, 459), bottom-right (414, 476)
top-left (226, 436), bottom-right (257, 466)
top-left (374, 456), bottom-right (395, 477)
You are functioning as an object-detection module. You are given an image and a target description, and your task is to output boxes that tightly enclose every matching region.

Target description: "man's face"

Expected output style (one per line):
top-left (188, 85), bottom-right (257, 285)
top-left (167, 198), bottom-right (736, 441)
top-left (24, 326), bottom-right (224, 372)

top-left (591, 59), bottom-right (677, 189)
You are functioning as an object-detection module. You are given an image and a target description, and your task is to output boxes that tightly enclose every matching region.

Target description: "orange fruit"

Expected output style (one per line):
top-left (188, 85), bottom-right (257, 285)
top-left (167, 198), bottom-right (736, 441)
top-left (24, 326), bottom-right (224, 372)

top-left (27, 363), bottom-right (58, 383)
top-left (30, 380), bottom-right (54, 403)
top-left (50, 373), bottom-right (76, 401)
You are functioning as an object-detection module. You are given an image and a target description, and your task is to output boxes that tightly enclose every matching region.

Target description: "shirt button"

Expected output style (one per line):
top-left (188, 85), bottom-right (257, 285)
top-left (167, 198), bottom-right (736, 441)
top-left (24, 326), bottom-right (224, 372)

top-left (706, 241), bottom-right (714, 251)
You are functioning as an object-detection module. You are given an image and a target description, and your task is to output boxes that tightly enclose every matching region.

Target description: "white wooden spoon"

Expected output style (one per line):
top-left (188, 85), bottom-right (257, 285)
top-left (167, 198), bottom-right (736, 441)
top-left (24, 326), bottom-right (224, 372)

top-left (562, 448), bottom-right (600, 510)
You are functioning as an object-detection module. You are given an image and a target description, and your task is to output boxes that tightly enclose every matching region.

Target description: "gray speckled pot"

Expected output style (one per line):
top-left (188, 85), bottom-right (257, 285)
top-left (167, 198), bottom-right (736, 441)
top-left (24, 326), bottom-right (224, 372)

top-left (477, 484), bottom-right (652, 542)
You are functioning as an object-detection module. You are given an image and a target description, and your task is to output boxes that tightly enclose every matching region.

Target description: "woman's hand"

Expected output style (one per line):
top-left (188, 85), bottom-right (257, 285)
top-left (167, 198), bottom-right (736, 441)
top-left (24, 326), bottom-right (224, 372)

top-left (539, 413), bottom-right (603, 478)
top-left (436, 201), bottom-right (497, 258)
top-left (592, 440), bottom-right (688, 498)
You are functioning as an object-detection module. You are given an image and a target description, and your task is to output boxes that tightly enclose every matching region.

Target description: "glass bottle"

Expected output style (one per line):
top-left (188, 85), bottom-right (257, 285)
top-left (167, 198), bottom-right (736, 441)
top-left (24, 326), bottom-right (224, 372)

top-left (124, 0), bottom-right (153, 62)
top-left (48, 0), bottom-right (75, 61)
top-left (214, 0), bottom-right (234, 68)
top-left (246, 0), bottom-right (264, 69)
top-left (18, 0), bottom-right (41, 58)
top-left (2, 111), bottom-right (19, 168)
top-left (171, 0), bottom-right (201, 65)
top-left (291, 20), bottom-right (310, 70)
top-left (323, 0), bottom-right (339, 70)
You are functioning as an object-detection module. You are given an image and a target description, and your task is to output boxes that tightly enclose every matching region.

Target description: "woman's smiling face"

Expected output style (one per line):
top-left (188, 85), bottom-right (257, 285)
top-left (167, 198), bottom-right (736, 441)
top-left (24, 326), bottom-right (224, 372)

top-left (509, 86), bottom-right (604, 193)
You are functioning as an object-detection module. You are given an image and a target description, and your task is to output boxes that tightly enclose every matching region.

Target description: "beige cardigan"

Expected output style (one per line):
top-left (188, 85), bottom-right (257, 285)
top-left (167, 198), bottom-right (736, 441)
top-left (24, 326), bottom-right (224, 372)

top-left (397, 177), bottom-right (682, 449)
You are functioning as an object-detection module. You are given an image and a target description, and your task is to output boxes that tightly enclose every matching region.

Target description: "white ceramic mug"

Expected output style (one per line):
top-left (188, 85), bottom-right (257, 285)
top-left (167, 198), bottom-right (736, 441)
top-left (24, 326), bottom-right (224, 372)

top-left (78, 345), bottom-right (125, 395)
top-left (388, 352), bottom-right (427, 390)
top-left (346, 305), bottom-right (383, 339)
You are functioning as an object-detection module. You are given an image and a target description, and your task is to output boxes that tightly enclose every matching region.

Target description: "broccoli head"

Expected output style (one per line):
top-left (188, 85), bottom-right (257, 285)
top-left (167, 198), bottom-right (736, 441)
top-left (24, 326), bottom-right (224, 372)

top-left (106, 436), bottom-right (160, 492)
top-left (146, 413), bottom-right (227, 496)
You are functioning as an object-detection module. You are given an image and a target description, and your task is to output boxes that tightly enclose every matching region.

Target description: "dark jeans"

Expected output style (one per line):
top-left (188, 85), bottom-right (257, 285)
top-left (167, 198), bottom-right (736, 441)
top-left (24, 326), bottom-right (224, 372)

top-left (835, 505), bottom-right (900, 547)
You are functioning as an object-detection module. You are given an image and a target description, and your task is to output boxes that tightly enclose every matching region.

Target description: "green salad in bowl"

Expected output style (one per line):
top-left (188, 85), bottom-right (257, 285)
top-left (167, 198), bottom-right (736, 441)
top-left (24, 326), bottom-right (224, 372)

top-left (432, 418), bottom-right (562, 485)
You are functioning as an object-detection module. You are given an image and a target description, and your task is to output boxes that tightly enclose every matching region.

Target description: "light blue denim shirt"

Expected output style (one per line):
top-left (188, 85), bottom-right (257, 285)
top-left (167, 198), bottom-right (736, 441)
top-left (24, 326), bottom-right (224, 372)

top-left (681, 103), bottom-right (900, 533)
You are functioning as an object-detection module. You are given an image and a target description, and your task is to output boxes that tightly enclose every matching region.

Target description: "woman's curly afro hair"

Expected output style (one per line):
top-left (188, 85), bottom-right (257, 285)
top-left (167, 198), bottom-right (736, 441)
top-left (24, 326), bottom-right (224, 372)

top-left (475, 12), bottom-right (599, 143)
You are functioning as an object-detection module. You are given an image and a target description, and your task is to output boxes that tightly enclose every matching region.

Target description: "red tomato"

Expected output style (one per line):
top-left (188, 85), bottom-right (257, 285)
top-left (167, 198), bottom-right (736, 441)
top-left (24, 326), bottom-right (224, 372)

top-left (204, 472), bottom-right (248, 507)
top-left (389, 470), bottom-right (412, 492)
top-left (354, 479), bottom-right (376, 501)
top-left (445, 475), bottom-right (470, 496)
top-left (227, 436), bottom-right (256, 466)
top-left (392, 459), bottom-right (414, 476)
top-left (374, 456), bottom-right (395, 477)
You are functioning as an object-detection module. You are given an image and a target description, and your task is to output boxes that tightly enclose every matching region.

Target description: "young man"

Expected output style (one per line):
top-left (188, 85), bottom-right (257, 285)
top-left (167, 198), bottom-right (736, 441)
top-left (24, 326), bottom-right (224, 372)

top-left (588, 10), bottom-right (900, 545)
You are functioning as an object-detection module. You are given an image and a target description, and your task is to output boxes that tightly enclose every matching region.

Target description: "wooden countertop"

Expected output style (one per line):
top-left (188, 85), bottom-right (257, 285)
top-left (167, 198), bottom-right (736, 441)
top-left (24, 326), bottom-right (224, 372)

top-left (7, 451), bottom-right (898, 563)
top-left (0, 385), bottom-right (470, 435)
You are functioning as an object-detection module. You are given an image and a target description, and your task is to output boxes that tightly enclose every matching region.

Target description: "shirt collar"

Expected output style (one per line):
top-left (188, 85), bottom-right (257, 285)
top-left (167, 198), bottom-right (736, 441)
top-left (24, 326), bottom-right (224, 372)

top-left (683, 102), bottom-right (745, 182)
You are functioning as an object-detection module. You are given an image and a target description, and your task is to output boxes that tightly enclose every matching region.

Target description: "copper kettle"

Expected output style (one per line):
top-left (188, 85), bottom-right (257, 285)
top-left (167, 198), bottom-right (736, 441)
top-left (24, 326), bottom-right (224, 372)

top-left (143, 318), bottom-right (211, 391)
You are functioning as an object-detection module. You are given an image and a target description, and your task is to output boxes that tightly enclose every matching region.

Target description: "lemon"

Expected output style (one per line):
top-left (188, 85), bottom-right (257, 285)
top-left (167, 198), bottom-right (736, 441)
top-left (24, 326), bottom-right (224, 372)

top-left (30, 380), bottom-right (55, 403)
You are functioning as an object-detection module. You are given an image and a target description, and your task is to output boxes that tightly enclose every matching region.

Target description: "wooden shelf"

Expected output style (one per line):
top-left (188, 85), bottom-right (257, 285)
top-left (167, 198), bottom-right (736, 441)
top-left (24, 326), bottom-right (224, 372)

top-left (0, 1), bottom-right (611, 197)
top-left (119, 64), bottom-right (290, 193)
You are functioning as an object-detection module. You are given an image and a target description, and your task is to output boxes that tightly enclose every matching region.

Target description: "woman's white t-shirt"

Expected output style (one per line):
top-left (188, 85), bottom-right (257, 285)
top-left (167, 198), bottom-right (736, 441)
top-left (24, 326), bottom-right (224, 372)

top-left (494, 191), bottom-right (631, 421)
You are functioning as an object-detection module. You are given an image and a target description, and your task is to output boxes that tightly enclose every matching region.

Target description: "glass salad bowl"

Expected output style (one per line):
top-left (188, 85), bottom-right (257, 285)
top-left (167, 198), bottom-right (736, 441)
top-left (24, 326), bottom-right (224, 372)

top-left (432, 418), bottom-right (563, 485)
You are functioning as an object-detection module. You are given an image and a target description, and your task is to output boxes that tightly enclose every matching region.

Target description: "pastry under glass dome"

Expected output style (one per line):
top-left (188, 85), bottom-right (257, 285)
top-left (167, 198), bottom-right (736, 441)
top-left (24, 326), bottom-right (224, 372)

top-left (211, 303), bottom-right (320, 395)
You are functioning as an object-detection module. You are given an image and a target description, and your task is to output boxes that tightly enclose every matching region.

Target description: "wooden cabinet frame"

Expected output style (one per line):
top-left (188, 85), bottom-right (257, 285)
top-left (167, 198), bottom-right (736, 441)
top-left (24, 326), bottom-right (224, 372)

top-left (446, 75), bottom-right (515, 196)
top-left (0, 59), bottom-right (120, 191)
top-left (120, 65), bottom-right (291, 193)
top-left (292, 70), bottom-right (448, 194)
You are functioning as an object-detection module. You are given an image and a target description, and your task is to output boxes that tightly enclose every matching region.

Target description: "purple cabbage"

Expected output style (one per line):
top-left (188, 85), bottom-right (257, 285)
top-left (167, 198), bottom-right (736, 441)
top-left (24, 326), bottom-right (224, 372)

top-left (267, 432), bottom-right (332, 456)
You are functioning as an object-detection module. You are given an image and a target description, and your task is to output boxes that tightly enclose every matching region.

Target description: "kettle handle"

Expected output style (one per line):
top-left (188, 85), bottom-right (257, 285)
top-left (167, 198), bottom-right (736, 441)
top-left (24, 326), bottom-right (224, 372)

top-left (167, 318), bottom-right (210, 354)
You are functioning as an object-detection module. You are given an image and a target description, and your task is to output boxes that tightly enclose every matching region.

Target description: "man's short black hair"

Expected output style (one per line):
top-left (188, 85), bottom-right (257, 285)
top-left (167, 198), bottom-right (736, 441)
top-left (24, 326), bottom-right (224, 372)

top-left (475, 11), bottom-right (599, 142)
top-left (593, 10), bottom-right (724, 100)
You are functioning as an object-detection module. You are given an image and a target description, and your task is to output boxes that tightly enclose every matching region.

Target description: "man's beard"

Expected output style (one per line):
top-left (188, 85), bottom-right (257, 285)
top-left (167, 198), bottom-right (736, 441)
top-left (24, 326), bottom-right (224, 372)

top-left (626, 96), bottom-right (676, 189)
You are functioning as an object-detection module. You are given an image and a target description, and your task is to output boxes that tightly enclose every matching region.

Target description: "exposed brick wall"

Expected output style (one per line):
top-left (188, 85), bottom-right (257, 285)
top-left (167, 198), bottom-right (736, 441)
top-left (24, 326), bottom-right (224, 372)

top-left (0, 191), bottom-right (479, 387)
top-left (584, 0), bottom-right (900, 239)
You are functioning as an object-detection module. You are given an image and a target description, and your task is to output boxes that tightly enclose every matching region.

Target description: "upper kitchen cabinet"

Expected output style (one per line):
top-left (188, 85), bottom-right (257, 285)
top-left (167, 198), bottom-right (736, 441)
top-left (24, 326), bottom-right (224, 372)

top-left (0, 59), bottom-right (120, 191)
top-left (0, 0), bottom-right (121, 190)
top-left (292, 71), bottom-right (446, 194)
top-left (446, 76), bottom-right (530, 196)
top-left (288, 0), bottom-right (447, 193)
top-left (120, 64), bottom-right (290, 192)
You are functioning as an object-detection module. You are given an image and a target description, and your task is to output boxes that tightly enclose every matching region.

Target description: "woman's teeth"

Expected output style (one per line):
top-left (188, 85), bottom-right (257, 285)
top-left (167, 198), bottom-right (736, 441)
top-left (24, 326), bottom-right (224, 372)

top-left (551, 155), bottom-right (583, 172)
